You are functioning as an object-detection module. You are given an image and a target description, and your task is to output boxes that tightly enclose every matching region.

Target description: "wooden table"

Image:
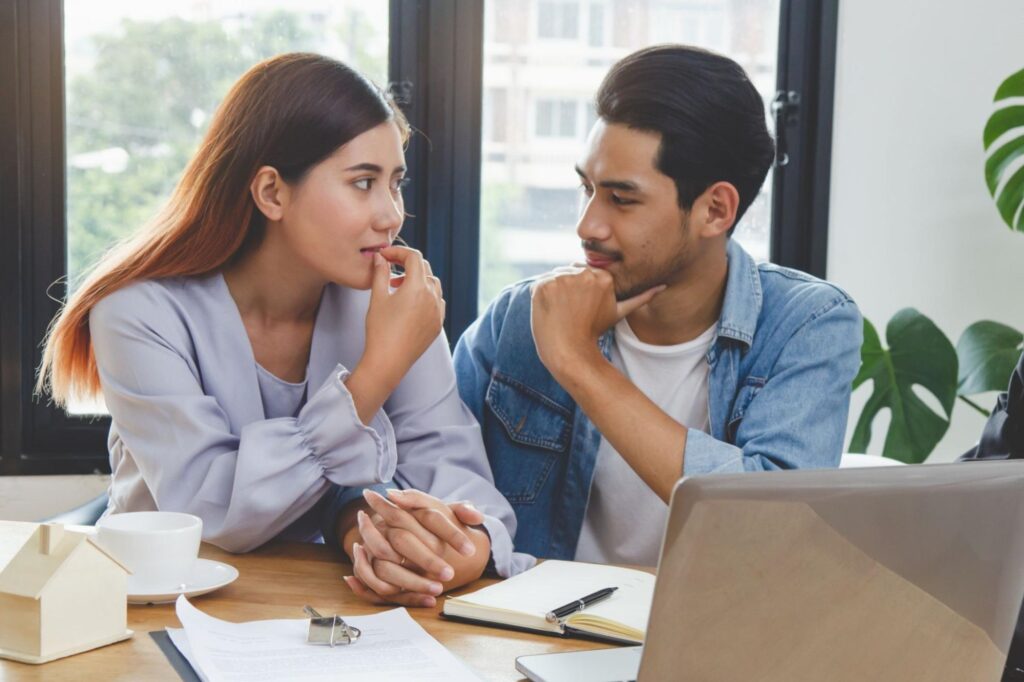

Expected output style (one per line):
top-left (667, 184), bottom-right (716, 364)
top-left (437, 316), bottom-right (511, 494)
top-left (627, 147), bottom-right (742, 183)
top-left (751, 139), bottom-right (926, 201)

top-left (0, 522), bottom-right (613, 681)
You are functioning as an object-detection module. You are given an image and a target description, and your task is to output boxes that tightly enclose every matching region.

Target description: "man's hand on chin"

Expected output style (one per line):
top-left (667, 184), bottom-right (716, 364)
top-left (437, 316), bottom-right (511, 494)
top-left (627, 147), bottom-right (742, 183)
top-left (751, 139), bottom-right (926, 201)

top-left (529, 266), bottom-right (664, 383)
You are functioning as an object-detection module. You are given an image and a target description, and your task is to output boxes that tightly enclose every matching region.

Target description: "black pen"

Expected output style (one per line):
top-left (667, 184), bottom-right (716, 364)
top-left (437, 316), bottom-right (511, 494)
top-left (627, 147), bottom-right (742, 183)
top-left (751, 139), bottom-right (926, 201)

top-left (545, 586), bottom-right (618, 623)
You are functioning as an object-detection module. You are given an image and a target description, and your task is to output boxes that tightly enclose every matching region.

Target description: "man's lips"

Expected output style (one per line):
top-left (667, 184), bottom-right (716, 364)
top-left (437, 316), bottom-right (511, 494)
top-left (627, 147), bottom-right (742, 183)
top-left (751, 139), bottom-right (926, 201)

top-left (584, 250), bottom-right (619, 268)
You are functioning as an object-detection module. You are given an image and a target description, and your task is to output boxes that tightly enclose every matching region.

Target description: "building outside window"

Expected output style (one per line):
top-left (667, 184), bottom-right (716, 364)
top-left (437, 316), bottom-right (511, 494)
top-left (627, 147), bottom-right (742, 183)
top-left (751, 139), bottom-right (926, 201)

top-left (536, 1), bottom-right (580, 40)
top-left (534, 98), bottom-right (579, 138)
top-left (479, 0), bottom-right (781, 310)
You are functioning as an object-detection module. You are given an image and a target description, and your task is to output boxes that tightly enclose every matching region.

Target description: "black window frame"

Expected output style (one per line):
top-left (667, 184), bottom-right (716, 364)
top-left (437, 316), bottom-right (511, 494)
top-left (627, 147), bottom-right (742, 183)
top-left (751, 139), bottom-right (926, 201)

top-left (0, 0), bottom-right (837, 475)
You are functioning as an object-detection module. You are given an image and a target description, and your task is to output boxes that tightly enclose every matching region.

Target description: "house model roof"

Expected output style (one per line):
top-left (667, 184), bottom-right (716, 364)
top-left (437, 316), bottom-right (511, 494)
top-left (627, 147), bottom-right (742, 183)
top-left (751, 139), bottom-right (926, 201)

top-left (0, 525), bottom-right (130, 599)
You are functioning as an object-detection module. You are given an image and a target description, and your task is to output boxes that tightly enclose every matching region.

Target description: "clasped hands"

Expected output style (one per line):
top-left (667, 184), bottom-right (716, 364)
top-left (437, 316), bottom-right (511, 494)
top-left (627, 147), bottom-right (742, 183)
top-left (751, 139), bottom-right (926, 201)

top-left (343, 489), bottom-right (491, 607)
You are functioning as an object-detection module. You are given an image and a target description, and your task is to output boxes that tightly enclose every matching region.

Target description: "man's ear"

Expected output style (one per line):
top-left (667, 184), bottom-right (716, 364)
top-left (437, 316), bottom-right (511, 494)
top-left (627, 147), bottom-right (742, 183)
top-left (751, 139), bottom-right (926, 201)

top-left (250, 166), bottom-right (288, 222)
top-left (693, 181), bottom-right (739, 239)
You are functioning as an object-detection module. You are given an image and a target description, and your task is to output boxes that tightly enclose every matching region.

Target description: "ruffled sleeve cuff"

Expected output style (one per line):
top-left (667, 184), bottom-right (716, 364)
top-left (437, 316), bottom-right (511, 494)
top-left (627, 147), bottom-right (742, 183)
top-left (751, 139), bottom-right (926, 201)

top-left (297, 364), bottom-right (398, 486)
top-left (480, 513), bottom-right (537, 578)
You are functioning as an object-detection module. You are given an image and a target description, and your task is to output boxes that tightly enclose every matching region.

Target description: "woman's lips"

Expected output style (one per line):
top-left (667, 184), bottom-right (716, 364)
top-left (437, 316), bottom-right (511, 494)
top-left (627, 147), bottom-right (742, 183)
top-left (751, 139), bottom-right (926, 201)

top-left (359, 245), bottom-right (388, 259)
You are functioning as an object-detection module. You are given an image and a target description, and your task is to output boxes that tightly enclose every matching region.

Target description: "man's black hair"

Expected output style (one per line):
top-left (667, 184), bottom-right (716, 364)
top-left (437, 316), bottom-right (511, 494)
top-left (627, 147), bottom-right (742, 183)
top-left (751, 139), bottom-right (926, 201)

top-left (596, 44), bottom-right (775, 234)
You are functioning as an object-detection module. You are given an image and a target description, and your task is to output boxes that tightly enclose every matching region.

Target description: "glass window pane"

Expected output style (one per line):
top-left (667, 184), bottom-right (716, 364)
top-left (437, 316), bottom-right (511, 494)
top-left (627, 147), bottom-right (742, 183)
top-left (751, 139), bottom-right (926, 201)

top-left (588, 5), bottom-right (606, 47)
top-left (479, 0), bottom-right (780, 311)
top-left (63, 1), bottom-right (389, 414)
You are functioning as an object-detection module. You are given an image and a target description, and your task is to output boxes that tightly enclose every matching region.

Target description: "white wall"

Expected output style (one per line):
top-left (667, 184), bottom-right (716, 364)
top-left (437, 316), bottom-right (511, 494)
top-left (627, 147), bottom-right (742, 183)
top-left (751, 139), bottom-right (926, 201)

top-left (828, 0), bottom-right (1024, 461)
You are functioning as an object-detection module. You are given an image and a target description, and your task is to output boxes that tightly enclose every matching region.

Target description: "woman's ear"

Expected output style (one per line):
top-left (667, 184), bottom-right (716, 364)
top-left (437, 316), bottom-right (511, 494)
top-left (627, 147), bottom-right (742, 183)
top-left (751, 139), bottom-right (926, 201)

top-left (695, 181), bottom-right (740, 239)
top-left (250, 166), bottom-right (288, 222)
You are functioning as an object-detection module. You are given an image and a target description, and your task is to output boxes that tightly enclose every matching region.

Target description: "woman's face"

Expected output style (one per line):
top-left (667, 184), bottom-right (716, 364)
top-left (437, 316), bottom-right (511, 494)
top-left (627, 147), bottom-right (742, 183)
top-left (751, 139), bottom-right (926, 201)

top-left (278, 121), bottom-right (406, 289)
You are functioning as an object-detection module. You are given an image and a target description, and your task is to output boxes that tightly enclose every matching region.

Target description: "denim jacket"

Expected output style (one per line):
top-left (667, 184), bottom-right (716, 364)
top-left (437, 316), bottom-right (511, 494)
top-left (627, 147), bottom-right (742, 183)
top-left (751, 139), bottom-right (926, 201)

top-left (453, 240), bottom-right (863, 560)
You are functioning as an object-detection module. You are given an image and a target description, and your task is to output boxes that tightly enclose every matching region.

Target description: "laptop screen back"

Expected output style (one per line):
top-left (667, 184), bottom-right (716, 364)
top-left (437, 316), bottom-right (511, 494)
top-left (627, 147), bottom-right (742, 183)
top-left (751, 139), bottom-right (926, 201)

top-left (638, 461), bottom-right (1024, 682)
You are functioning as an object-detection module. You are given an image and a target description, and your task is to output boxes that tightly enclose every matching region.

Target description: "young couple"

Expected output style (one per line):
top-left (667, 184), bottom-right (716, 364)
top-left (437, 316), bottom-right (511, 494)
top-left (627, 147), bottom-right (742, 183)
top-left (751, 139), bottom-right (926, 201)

top-left (39, 46), bottom-right (862, 608)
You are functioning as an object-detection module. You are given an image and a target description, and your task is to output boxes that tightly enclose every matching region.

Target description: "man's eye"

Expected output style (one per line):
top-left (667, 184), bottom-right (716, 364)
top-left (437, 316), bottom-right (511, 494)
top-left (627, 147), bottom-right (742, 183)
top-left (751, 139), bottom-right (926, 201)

top-left (611, 194), bottom-right (637, 206)
top-left (354, 178), bottom-right (374, 191)
top-left (579, 183), bottom-right (594, 196)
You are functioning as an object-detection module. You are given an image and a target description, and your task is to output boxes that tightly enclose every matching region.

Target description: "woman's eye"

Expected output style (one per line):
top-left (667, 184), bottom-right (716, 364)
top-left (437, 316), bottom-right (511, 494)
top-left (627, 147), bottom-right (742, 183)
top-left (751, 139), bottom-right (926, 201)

top-left (354, 178), bottom-right (374, 191)
top-left (392, 177), bottom-right (410, 193)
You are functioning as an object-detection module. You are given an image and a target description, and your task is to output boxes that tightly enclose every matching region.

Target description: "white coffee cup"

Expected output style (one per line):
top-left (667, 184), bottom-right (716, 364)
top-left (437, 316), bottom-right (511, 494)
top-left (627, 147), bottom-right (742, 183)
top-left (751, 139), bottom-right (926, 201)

top-left (95, 511), bottom-right (203, 591)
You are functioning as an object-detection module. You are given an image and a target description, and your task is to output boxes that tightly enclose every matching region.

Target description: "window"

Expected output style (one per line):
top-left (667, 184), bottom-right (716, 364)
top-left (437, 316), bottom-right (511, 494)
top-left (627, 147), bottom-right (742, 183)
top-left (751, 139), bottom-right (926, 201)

top-left (535, 99), bottom-right (578, 138)
top-left (60, 1), bottom-right (389, 417)
top-left (484, 88), bottom-right (508, 144)
top-left (588, 3), bottom-right (607, 48)
top-left (537, 1), bottom-right (580, 40)
top-left (0, 0), bottom-right (393, 473)
top-left (1, 0), bottom-right (837, 473)
top-left (480, 0), bottom-right (781, 311)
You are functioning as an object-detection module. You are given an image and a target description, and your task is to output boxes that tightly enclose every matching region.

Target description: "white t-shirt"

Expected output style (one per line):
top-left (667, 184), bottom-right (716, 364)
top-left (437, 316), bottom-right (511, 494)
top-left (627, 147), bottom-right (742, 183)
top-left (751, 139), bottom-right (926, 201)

top-left (574, 319), bottom-right (716, 566)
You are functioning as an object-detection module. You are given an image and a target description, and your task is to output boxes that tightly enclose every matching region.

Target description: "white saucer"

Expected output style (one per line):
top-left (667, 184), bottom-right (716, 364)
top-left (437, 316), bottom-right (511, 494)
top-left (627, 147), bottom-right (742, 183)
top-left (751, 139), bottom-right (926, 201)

top-left (128, 558), bottom-right (239, 605)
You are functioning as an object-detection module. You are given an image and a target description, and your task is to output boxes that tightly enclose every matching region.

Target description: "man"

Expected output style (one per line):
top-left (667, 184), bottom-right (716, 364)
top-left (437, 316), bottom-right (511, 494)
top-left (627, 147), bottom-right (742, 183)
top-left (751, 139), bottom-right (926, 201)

top-left (959, 350), bottom-right (1023, 463)
top-left (453, 44), bottom-right (863, 564)
top-left (959, 350), bottom-right (1024, 681)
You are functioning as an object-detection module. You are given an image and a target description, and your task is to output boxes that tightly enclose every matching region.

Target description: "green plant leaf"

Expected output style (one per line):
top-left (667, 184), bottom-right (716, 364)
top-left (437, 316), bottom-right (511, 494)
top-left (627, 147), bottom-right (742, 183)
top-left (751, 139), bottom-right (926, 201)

top-left (957, 321), bottom-right (1024, 395)
top-left (983, 68), bottom-right (1024, 232)
top-left (849, 309), bottom-right (958, 463)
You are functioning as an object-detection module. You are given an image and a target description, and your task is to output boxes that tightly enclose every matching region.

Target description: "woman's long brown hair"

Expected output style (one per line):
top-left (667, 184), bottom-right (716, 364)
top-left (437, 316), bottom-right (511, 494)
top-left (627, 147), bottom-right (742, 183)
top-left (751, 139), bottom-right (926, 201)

top-left (37, 53), bottom-right (408, 407)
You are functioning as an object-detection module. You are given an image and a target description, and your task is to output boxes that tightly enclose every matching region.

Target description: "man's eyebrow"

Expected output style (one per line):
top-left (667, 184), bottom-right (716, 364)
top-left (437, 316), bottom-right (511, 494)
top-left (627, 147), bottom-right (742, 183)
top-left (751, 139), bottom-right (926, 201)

top-left (343, 163), bottom-right (408, 174)
top-left (574, 165), bottom-right (641, 192)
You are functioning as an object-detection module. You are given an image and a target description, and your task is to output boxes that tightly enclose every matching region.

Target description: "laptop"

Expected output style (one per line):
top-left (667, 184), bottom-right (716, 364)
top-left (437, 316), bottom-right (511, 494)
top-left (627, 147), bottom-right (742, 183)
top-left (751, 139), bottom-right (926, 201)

top-left (516, 461), bottom-right (1024, 682)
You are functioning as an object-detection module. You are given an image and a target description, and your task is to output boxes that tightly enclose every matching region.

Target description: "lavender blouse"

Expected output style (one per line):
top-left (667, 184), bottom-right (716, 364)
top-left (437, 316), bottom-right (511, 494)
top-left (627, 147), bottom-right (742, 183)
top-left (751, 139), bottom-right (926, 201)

top-left (89, 273), bottom-right (533, 577)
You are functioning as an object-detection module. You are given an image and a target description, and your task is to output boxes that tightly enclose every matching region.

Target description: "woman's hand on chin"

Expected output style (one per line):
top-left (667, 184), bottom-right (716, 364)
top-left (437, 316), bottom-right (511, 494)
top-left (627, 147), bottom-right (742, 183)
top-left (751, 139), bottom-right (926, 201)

top-left (364, 247), bottom-right (445, 379)
top-left (343, 489), bottom-right (491, 607)
top-left (345, 247), bottom-right (445, 426)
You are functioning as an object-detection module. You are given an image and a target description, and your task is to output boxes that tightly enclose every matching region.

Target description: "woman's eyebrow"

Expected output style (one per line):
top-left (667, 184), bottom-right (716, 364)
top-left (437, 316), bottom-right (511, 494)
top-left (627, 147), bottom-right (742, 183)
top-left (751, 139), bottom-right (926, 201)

top-left (343, 163), bottom-right (407, 175)
top-left (344, 162), bottom-right (383, 172)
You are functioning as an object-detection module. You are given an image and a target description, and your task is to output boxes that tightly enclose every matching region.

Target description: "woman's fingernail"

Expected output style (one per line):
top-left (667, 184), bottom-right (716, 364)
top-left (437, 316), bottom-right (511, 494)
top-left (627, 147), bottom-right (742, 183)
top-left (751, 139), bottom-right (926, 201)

top-left (428, 582), bottom-right (443, 595)
top-left (421, 596), bottom-right (436, 608)
top-left (388, 489), bottom-right (405, 497)
top-left (460, 541), bottom-right (476, 557)
top-left (440, 566), bottom-right (454, 581)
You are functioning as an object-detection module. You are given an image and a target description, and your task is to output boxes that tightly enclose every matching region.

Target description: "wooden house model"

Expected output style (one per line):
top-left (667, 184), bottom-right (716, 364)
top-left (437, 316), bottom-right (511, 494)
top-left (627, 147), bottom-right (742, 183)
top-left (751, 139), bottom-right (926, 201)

top-left (0, 523), bottom-right (133, 664)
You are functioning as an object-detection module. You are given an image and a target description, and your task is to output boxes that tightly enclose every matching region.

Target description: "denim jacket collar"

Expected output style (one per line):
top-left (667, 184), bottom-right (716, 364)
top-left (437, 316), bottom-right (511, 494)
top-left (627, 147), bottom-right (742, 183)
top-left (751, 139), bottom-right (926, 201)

top-left (598, 239), bottom-right (762, 356)
top-left (716, 239), bottom-right (762, 349)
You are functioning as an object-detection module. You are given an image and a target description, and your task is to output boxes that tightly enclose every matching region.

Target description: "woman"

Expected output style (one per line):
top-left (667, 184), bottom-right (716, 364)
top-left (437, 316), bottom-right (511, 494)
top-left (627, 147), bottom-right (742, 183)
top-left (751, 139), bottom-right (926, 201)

top-left (37, 53), bottom-right (531, 606)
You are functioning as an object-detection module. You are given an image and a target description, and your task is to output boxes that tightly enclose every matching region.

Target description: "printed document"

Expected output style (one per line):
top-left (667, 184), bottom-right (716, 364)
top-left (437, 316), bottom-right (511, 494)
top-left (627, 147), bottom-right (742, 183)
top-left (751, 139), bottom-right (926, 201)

top-left (168, 595), bottom-right (482, 681)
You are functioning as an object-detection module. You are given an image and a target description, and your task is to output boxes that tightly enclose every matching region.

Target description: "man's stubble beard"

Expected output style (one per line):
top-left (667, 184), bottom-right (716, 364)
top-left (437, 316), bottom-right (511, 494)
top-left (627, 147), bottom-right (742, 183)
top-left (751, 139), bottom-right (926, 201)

top-left (613, 218), bottom-right (692, 301)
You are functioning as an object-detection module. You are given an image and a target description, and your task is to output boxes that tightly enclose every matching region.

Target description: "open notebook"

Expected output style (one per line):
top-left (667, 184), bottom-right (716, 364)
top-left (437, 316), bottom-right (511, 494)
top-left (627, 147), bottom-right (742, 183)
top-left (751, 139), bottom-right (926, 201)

top-left (442, 560), bottom-right (654, 644)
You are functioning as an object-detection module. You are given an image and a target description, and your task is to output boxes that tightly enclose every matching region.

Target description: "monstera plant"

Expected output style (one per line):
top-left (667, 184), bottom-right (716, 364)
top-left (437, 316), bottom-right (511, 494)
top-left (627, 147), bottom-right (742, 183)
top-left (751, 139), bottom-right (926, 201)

top-left (850, 68), bottom-right (1024, 463)
top-left (984, 67), bottom-right (1024, 232)
top-left (850, 312), bottom-right (1023, 463)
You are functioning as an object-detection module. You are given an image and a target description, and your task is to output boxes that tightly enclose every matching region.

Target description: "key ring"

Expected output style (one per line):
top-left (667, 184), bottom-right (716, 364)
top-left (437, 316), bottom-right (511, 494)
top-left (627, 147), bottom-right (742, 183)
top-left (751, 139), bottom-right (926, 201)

top-left (303, 606), bottom-right (361, 646)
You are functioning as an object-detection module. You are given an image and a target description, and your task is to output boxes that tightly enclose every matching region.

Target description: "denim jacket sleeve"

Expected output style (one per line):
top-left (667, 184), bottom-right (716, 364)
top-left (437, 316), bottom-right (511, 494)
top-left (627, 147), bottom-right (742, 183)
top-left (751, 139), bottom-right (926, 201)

top-left (684, 297), bottom-right (863, 475)
top-left (453, 286), bottom-right (512, 426)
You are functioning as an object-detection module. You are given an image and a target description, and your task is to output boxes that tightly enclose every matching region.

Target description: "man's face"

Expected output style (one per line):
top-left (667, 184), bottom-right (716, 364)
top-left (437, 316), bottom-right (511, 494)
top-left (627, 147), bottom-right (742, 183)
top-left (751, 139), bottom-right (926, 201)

top-left (575, 119), bottom-right (695, 301)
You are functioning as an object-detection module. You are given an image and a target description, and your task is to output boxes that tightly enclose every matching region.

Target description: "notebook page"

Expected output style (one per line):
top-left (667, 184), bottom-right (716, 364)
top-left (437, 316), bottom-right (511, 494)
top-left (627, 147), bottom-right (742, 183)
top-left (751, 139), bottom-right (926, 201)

top-left (569, 567), bottom-right (655, 634)
top-left (453, 560), bottom-right (654, 628)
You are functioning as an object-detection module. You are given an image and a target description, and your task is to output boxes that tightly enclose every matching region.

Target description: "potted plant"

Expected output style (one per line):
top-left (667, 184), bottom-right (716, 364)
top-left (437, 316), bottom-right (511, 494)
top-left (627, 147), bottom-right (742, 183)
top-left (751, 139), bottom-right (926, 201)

top-left (849, 67), bottom-right (1024, 463)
